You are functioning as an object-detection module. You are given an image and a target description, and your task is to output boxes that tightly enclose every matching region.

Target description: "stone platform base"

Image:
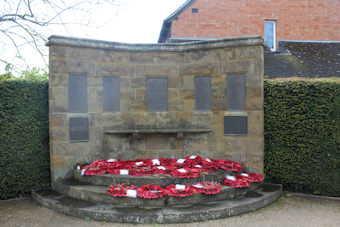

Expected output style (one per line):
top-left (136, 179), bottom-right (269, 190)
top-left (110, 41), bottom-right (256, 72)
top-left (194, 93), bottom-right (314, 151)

top-left (32, 184), bottom-right (282, 224)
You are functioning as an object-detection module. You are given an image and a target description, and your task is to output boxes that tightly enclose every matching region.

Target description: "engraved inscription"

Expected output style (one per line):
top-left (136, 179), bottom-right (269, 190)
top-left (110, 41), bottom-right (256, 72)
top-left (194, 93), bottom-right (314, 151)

top-left (70, 118), bottom-right (89, 141)
top-left (224, 116), bottom-right (247, 136)
top-left (227, 74), bottom-right (245, 111)
top-left (195, 76), bottom-right (211, 111)
top-left (69, 74), bottom-right (87, 113)
top-left (147, 77), bottom-right (168, 112)
top-left (103, 76), bottom-right (120, 112)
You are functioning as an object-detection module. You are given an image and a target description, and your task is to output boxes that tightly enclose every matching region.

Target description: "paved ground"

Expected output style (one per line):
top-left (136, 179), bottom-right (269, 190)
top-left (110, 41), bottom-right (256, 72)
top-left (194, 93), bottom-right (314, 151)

top-left (0, 193), bottom-right (339, 227)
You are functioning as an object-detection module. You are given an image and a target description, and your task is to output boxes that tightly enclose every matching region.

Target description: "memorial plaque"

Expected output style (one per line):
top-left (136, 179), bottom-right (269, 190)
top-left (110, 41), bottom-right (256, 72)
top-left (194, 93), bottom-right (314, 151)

top-left (147, 77), bottom-right (168, 112)
top-left (227, 74), bottom-right (245, 111)
top-left (195, 76), bottom-right (212, 111)
top-left (70, 118), bottom-right (89, 141)
top-left (69, 74), bottom-right (87, 113)
top-left (224, 116), bottom-right (247, 136)
top-left (103, 76), bottom-right (120, 112)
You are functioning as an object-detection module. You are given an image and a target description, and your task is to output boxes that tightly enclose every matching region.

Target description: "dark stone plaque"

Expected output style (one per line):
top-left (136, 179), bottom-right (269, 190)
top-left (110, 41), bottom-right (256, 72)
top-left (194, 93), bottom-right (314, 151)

top-left (224, 116), bottom-right (247, 136)
top-left (195, 76), bottom-right (212, 111)
top-left (69, 74), bottom-right (87, 113)
top-left (227, 74), bottom-right (245, 111)
top-left (147, 77), bottom-right (168, 112)
top-left (70, 118), bottom-right (89, 141)
top-left (103, 76), bottom-right (120, 112)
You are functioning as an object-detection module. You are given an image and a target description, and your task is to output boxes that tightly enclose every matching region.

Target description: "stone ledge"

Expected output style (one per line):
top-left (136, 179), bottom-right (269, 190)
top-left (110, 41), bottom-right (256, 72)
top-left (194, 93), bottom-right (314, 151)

top-left (54, 178), bottom-right (261, 208)
top-left (73, 169), bottom-right (230, 187)
top-left (47, 35), bottom-right (265, 51)
top-left (32, 183), bottom-right (282, 223)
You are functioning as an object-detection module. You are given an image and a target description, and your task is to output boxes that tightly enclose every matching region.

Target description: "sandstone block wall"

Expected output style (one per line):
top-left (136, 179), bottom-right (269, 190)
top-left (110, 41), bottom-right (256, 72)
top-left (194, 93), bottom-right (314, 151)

top-left (48, 36), bottom-right (264, 185)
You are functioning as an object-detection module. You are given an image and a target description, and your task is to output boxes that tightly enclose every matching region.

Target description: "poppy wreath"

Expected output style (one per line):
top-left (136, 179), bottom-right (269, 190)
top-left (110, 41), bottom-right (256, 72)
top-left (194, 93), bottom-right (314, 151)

top-left (83, 159), bottom-right (108, 175)
top-left (192, 182), bottom-right (222, 195)
top-left (171, 168), bottom-right (200, 178)
top-left (200, 158), bottom-right (219, 172)
top-left (153, 166), bottom-right (172, 175)
top-left (104, 159), bottom-right (123, 169)
top-left (164, 185), bottom-right (197, 197)
top-left (158, 158), bottom-right (175, 167)
top-left (84, 167), bottom-right (106, 175)
top-left (192, 164), bottom-right (207, 173)
top-left (106, 168), bottom-right (123, 175)
top-left (221, 176), bottom-right (250, 188)
top-left (218, 159), bottom-right (243, 172)
top-left (185, 155), bottom-right (202, 165)
top-left (137, 184), bottom-right (165, 199)
top-left (171, 158), bottom-right (190, 169)
top-left (237, 173), bottom-right (264, 183)
top-left (129, 159), bottom-right (153, 168)
top-left (129, 165), bottom-right (155, 176)
top-left (107, 184), bottom-right (137, 197)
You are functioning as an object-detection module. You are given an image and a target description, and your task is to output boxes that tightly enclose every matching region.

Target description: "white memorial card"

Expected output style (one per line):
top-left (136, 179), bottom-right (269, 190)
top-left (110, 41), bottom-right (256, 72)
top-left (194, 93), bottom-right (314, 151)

top-left (126, 190), bottom-right (137, 198)
top-left (193, 184), bottom-right (203, 188)
top-left (176, 159), bottom-right (186, 164)
top-left (120, 169), bottom-right (129, 175)
top-left (177, 168), bottom-right (187, 173)
top-left (226, 175), bottom-right (236, 181)
top-left (81, 168), bottom-right (86, 176)
top-left (189, 155), bottom-right (197, 159)
top-left (135, 161), bottom-right (143, 166)
top-left (107, 159), bottom-right (116, 162)
top-left (175, 184), bottom-right (186, 190)
top-left (152, 159), bottom-right (160, 165)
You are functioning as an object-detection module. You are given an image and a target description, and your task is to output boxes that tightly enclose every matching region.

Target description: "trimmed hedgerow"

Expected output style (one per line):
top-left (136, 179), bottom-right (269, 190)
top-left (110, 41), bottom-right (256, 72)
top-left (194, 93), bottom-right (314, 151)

top-left (264, 78), bottom-right (340, 197)
top-left (0, 80), bottom-right (50, 199)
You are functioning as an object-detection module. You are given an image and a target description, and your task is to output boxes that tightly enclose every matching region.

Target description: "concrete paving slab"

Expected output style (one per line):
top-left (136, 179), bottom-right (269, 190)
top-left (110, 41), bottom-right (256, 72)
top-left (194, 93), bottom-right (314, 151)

top-left (1, 191), bottom-right (339, 226)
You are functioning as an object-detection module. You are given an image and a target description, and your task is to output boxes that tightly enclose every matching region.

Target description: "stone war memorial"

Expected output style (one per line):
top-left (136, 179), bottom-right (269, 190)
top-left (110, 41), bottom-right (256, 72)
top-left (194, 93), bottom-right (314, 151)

top-left (32, 35), bottom-right (281, 223)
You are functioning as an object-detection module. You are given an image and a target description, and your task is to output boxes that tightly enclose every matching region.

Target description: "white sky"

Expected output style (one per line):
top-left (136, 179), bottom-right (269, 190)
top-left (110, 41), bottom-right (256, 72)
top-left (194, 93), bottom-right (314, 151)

top-left (0, 0), bottom-right (186, 74)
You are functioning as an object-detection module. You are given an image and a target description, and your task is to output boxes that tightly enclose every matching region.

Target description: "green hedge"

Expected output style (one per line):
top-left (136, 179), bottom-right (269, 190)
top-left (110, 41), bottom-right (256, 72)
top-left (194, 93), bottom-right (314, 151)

top-left (264, 79), bottom-right (340, 197)
top-left (0, 80), bottom-right (50, 199)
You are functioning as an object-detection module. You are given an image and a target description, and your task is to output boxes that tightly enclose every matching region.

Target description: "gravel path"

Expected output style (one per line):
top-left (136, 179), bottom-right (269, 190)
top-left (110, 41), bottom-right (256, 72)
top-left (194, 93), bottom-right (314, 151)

top-left (0, 193), bottom-right (339, 227)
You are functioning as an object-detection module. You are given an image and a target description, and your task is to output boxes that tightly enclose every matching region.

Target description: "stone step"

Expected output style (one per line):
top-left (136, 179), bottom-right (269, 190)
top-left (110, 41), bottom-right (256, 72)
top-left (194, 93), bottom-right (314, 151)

top-left (73, 169), bottom-right (236, 187)
top-left (54, 178), bottom-right (261, 208)
top-left (32, 183), bottom-right (282, 224)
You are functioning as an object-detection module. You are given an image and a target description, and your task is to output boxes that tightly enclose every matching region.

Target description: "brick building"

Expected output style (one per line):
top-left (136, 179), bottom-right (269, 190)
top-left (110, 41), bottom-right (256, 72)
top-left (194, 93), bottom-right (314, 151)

top-left (158, 0), bottom-right (340, 77)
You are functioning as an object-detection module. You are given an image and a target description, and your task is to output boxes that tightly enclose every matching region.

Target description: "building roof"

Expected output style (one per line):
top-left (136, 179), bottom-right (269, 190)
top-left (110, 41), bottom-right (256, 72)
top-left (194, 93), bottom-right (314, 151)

top-left (265, 41), bottom-right (340, 78)
top-left (158, 0), bottom-right (196, 43)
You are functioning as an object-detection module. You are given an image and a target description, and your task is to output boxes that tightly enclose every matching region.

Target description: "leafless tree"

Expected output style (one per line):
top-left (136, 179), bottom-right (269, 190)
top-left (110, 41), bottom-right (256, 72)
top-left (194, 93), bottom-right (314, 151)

top-left (0, 0), bottom-right (120, 70)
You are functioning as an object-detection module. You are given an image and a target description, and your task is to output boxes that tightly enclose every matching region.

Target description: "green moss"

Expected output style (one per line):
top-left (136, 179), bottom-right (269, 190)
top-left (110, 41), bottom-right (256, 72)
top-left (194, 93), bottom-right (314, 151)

top-left (282, 54), bottom-right (307, 73)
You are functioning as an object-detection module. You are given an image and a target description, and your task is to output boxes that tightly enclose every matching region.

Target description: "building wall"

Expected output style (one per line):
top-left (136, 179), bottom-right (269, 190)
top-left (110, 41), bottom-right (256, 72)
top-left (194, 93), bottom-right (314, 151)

top-left (49, 36), bottom-right (264, 186)
top-left (170, 0), bottom-right (340, 42)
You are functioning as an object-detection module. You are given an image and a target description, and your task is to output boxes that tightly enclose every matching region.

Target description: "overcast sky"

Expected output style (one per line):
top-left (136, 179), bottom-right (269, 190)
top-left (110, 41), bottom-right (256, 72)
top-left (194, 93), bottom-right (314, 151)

top-left (0, 0), bottom-right (186, 73)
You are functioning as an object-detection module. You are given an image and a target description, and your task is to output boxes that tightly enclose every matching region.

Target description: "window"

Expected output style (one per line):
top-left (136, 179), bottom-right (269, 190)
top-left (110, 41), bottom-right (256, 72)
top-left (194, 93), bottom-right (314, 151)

top-left (265, 21), bottom-right (276, 51)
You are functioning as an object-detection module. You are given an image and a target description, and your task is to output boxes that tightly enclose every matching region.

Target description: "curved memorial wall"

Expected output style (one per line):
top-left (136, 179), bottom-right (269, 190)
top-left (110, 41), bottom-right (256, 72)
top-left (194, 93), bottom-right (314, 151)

top-left (48, 36), bottom-right (264, 186)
